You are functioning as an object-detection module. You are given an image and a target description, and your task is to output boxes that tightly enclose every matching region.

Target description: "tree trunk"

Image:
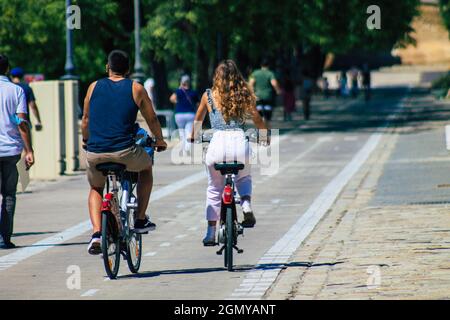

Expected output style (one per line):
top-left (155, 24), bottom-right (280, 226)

top-left (196, 44), bottom-right (211, 94)
top-left (151, 58), bottom-right (171, 109)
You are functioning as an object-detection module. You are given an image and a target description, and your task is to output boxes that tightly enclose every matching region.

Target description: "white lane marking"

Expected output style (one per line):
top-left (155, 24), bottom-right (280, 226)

top-left (317, 136), bottom-right (333, 143)
top-left (271, 199), bottom-right (281, 204)
top-left (175, 234), bottom-right (187, 239)
top-left (0, 220), bottom-right (91, 272)
top-left (446, 125), bottom-right (450, 150)
top-left (231, 99), bottom-right (406, 299)
top-left (0, 131), bottom-right (295, 273)
top-left (144, 251), bottom-right (157, 257)
top-left (81, 289), bottom-right (99, 297)
top-left (160, 242), bottom-right (171, 247)
top-left (344, 136), bottom-right (358, 141)
top-left (188, 226), bottom-right (199, 231)
top-left (0, 170), bottom-right (206, 273)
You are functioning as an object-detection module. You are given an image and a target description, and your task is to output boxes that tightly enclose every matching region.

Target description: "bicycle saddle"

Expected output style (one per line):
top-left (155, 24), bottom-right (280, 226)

top-left (96, 162), bottom-right (126, 176)
top-left (214, 162), bottom-right (245, 175)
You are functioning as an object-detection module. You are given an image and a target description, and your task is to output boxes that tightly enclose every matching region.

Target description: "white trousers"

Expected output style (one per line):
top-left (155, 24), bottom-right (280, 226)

top-left (175, 112), bottom-right (195, 152)
top-left (204, 130), bottom-right (252, 221)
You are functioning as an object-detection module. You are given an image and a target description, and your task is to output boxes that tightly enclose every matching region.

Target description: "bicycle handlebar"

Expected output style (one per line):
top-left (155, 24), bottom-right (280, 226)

top-left (194, 130), bottom-right (270, 145)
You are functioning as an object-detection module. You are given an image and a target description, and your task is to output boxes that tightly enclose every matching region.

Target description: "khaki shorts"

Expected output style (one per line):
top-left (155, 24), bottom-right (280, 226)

top-left (86, 145), bottom-right (152, 188)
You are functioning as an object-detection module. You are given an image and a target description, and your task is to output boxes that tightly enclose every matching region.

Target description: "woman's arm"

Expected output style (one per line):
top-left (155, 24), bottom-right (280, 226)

top-left (170, 92), bottom-right (177, 104)
top-left (189, 92), bottom-right (209, 142)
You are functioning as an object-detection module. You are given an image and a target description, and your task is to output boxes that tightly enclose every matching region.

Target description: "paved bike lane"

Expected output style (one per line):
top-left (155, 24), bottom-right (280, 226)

top-left (267, 89), bottom-right (450, 299)
top-left (0, 91), bottom-right (406, 299)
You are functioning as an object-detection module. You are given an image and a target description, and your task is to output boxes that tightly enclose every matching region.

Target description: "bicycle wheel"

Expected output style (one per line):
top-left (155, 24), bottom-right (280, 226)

top-left (224, 207), bottom-right (234, 271)
top-left (126, 208), bottom-right (142, 273)
top-left (101, 211), bottom-right (121, 279)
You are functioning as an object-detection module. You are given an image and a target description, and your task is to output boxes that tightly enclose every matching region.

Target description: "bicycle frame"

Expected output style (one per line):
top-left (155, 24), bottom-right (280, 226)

top-left (220, 174), bottom-right (238, 222)
top-left (103, 172), bottom-right (138, 239)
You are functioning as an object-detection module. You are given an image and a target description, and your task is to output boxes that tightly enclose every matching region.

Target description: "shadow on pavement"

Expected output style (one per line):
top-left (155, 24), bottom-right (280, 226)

top-left (12, 231), bottom-right (58, 238)
top-left (116, 260), bottom-right (343, 280)
top-left (13, 241), bottom-right (89, 249)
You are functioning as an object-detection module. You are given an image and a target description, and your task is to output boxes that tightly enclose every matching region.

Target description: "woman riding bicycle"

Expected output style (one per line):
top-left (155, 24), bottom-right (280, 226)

top-left (190, 60), bottom-right (268, 246)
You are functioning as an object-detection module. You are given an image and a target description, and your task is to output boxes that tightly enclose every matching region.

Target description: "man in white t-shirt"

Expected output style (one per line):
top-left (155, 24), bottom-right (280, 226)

top-left (0, 54), bottom-right (34, 249)
top-left (144, 78), bottom-right (156, 110)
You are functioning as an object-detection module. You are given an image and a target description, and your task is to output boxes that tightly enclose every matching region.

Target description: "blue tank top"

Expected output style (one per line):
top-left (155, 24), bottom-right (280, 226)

top-left (87, 78), bottom-right (138, 153)
top-left (175, 88), bottom-right (199, 113)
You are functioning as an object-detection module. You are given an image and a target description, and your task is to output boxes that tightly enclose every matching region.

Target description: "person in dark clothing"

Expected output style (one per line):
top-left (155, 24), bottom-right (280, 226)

top-left (10, 67), bottom-right (43, 131)
top-left (282, 75), bottom-right (296, 121)
top-left (361, 63), bottom-right (371, 102)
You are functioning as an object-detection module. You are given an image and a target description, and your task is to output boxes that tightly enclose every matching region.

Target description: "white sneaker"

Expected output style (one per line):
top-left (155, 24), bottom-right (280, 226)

top-left (87, 232), bottom-right (102, 255)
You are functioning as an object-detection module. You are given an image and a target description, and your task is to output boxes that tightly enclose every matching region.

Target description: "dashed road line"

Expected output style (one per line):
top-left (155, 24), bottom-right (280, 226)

top-left (160, 242), bottom-right (171, 247)
top-left (81, 289), bottom-right (99, 297)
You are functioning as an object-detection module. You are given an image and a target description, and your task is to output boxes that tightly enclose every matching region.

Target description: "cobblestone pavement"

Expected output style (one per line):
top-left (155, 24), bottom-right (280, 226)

top-left (266, 90), bottom-right (450, 300)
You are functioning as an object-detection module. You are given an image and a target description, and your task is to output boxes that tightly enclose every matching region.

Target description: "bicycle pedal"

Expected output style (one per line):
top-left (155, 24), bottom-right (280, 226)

top-left (216, 250), bottom-right (223, 255)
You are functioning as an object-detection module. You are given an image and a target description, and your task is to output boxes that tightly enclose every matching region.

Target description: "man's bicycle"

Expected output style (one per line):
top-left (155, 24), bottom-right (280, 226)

top-left (97, 136), bottom-right (154, 279)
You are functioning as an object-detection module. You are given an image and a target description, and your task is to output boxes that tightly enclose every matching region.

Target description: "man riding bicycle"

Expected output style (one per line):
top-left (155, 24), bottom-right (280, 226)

top-left (81, 50), bottom-right (167, 255)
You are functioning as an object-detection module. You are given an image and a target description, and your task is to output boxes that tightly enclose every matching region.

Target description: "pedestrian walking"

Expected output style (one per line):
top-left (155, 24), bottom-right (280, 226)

top-left (301, 75), bottom-right (313, 120)
top-left (0, 54), bottom-right (34, 249)
top-left (349, 66), bottom-right (359, 98)
top-left (144, 77), bottom-right (156, 111)
top-left (249, 58), bottom-right (282, 125)
top-left (338, 70), bottom-right (349, 97)
top-left (361, 63), bottom-right (371, 102)
top-left (170, 75), bottom-right (199, 156)
top-left (282, 75), bottom-right (296, 121)
top-left (10, 67), bottom-right (43, 131)
top-left (321, 77), bottom-right (330, 99)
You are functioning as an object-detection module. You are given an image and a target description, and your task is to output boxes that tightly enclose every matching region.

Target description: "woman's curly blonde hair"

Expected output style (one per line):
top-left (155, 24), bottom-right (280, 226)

top-left (211, 60), bottom-right (256, 124)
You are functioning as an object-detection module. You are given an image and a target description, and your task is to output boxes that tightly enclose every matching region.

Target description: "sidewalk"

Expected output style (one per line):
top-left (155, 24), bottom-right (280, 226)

top-left (266, 89), bottom-right (450, 299)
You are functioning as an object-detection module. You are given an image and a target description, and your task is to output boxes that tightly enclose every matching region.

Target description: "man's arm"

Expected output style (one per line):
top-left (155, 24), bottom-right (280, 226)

top-left (28, 88), bottom-right (43, 130)
top-left (271, 78), bottom-right (282, 95)
top-left (133, 82), bottom-right (167, 151)
top-left (189, 93), bottom-right (208, 142)
top-left (81, 81), bottom-right (97, 145)
top-left (17, 113), bottom-right (34, 169)
top-left (29, 101), bottom-right (43, 130)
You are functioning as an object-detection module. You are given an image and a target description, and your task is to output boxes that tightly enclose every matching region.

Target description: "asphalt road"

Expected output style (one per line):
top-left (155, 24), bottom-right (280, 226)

top-left (0, 89), bottom-right (408, 299)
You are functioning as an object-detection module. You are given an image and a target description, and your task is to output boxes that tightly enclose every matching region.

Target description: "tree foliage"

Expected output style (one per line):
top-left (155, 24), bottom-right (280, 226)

top-left (440, 0), bottom-right (450, 34)
top-left (0, 0), bottom-right (420, 102)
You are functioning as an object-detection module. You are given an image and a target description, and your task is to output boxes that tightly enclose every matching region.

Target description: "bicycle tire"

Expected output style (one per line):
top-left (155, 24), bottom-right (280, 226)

top-left (101, 211), bottom-right (121, 279)
top-left (126, 209), bottom-right (142, 273)
top-left (225, 207), bottom-right (234, 271)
